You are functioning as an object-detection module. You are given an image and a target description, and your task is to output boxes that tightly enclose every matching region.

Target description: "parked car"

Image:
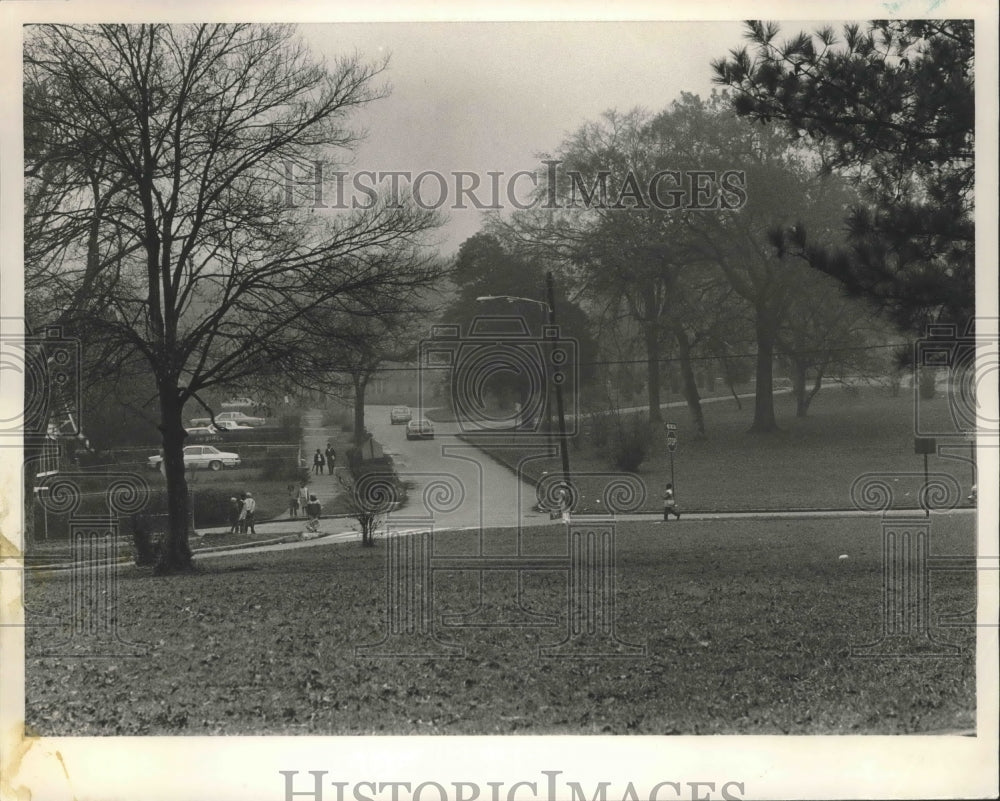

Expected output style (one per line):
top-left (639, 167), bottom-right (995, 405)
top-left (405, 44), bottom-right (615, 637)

top-left (147, 445), bottom-right (241, 471)
top-left (185, 425), bottom-right (222, 442)
top-left (390, 405), bottom-right (413, 424)
top-left (406, 419), bottom-right (435, 440)
top-left (213, 419), bottom-right (253, 431)
top-left (221, 396), bottom-right (255, 408)
top-left (189, 410), bottom-right (266, 427)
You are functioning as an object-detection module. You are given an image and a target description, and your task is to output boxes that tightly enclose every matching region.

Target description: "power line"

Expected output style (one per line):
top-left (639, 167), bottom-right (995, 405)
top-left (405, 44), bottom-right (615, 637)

top-left (369, 341), bottom-right (905, 370)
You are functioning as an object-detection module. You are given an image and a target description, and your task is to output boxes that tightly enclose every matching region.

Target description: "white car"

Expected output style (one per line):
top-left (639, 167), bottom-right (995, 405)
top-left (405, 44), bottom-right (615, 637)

top-left (213, 419), bottom-right (252, 431)
top-left (147, 445), bottom-right (241, 471)
top-left (185, 425), bottom-right (222, 442)
top-left (190, 410), bottom-right (266, 427)
top-left (221, 397), bottom-right (255, 408)
top-left (390, 405), bottom-right (412, 424)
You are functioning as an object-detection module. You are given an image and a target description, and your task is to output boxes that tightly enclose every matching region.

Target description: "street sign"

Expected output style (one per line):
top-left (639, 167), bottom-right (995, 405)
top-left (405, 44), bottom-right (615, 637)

top-left (665, 423), bottom-right (677, 453)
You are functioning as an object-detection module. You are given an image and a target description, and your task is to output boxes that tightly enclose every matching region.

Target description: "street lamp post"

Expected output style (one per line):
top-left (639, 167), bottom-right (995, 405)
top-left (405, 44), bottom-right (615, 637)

top-left (545, 272), bottom-right (572, 491)
top-left (475, 270), bottom-right (572, 491)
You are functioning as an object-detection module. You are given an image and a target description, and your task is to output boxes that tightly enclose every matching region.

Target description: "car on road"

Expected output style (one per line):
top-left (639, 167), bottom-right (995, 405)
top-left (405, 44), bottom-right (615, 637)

top-left (405, 419), bottom-right (435, 440)
top-left (221, 396), bottom-right (255, 408)
top-left (189, 410), bottom-right (266, 427)
top-left (390, 405), bottom-right (413, 424)
top-left (185, 425), bottom-right (222, 442)
top-left (147, 445), bottom-right (241, 471)
top-left (213, 419), bottom-right (253, 431)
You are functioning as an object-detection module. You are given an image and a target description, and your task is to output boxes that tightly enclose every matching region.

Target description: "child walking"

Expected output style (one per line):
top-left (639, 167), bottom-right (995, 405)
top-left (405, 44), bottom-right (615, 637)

top-left (305, 494), bottom-right (322, 533)
top-left (662, 483), bottom-right (680, 521)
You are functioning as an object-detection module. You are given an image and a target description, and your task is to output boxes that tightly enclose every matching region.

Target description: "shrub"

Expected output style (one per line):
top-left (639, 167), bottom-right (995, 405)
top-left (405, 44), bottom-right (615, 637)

top-left (610, 415), bottom-right (651, 472)
top-left (322, 407), bottom-right (353, 431)
top-left (258, 451), bottom-right (307, 482)
top-left (918, 367), bottom-right (937, 400)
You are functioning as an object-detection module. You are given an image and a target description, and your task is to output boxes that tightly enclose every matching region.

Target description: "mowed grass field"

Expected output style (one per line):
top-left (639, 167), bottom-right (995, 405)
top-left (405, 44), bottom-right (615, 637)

top-left (25, 514), bottom-right (976, 735)
top-left (464, 389), bottom-right (978, 512)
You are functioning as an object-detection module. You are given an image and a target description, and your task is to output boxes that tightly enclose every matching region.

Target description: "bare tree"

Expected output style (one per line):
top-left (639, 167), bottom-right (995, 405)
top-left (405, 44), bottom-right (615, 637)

top-left (24, 23), bottom-right (443, 572)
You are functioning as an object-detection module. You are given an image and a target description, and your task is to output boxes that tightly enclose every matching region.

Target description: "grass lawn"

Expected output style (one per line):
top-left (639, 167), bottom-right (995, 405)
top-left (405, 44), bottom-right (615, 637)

top-left (24, 514), bottom-right (976, 735)
top-left (462, 389), bottom-right (978, 513)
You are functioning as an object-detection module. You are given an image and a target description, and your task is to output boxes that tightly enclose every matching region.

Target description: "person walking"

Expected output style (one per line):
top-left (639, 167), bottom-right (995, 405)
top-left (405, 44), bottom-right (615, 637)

top-left (288, 484), bottom-right (300, 519)
top-left (662, 483), bottom-right (680, 521)
top-left (237, 492), bottom-right (249, 533)
top-left (325, 444), bottom-right (337, 475)
top-left (243, 492), bottom-right (257, 534)
top-left (313, 449), bottom-right (325, 475)
top-left (229, 496), bottom-right (242, 534)
top-left (305, 494), bottom-right (322, 533)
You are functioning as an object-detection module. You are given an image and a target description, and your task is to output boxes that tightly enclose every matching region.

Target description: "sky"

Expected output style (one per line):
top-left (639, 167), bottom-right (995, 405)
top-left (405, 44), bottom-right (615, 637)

top-left (298, 21), bottom-right (750, 253)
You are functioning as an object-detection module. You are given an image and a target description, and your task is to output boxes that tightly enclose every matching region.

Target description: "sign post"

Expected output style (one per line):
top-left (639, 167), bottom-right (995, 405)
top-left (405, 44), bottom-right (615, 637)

top-left (665, 423), bottom-right (678, 493)
top-left (913, 437), bottom-right (937, 516)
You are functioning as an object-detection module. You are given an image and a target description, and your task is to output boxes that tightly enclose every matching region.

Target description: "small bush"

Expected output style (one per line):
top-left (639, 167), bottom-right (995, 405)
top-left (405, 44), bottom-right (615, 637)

top-left (258, 452), bottom-right (307, 482)
top-left (322, 407), bottom-right (353, 431)
top-left (588, 411), bottom-right (611, 449)
top-left (610, 416), bottom-right (651, 472)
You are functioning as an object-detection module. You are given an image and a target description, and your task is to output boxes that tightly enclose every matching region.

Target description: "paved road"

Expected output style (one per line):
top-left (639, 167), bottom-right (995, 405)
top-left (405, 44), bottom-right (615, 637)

top-left (366, 404), bottom-right (551, 532)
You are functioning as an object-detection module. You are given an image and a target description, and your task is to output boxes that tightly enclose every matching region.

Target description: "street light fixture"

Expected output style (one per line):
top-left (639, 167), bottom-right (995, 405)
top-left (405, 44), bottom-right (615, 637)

top-left (475, 272), bottom-right (572, 493)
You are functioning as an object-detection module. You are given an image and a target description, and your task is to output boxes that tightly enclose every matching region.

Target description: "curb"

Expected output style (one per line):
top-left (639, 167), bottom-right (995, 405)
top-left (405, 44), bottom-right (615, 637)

top-left (26, 529), bottom-right (351, 572)
top-left (23, 507), bottom-right (975, 572)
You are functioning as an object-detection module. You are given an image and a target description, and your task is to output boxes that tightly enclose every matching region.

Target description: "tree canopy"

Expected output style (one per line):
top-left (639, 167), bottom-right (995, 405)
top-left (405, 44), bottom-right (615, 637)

top-left (24, 23), bottom-right (445, 571)
top-left (713, 20), bottom-right (974, 331)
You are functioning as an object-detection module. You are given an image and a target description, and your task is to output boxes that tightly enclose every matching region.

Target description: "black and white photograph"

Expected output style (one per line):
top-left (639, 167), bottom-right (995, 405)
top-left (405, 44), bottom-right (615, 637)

top-left (1, 2), bottom-right (997, 800)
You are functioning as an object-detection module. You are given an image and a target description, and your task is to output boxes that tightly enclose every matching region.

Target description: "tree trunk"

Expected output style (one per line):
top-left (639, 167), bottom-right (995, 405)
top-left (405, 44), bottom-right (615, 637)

top-left (918, 365), bottom-right (937, 400)
top-left (353, 374), bottom-right (368, 446)
top-left (674, 327), bottom-right (706, 437)
top-left (792, 361), bottom-right (808, 417)
top-left (644, 323), bottom-right (663, 423)
top-left (806, 371), bottom-right (824, 412)
top-left (156, 388), bottom-right (193, 574)
top-left (21, 445), bottom-right (46, 550)
top-left (749, 313), bottom-right (779, 433)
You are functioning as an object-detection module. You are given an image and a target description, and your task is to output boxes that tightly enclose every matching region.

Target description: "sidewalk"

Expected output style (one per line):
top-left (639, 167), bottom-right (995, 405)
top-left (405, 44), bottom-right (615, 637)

top-left (259, 408), bottom-right (346, 523)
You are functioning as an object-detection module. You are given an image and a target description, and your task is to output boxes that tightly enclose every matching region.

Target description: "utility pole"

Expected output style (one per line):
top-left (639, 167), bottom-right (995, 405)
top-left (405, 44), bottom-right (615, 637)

top-left (546, 271), bottom-right (571, 490)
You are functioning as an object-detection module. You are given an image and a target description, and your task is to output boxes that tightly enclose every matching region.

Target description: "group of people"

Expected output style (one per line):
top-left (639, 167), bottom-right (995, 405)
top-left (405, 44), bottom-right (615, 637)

top-left (287, 481), bottom-right (323, 532)
top-left (312, 444), bottom-right (337, 475)
top-left (228, 492), bottom-right (257, 535)
top-left (548, 482), bottom-right (681, 523)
